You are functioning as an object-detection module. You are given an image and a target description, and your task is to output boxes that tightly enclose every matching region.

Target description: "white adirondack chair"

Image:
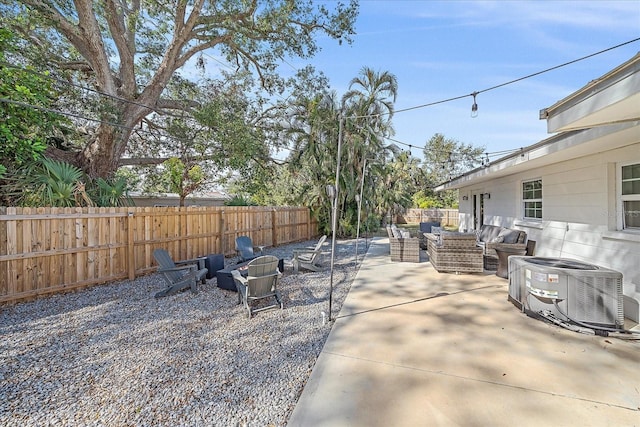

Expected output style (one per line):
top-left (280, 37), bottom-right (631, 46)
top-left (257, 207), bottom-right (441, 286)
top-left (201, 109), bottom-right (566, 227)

top-left (292, 235), bottom-right (327, 272)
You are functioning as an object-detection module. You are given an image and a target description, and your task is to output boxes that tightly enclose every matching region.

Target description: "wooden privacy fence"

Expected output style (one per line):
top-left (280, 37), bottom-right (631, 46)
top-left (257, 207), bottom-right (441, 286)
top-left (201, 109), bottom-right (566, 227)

top-left (396, 208), bottom-right (459, 227)
top-left (0, 206), bottom-right (318, 304)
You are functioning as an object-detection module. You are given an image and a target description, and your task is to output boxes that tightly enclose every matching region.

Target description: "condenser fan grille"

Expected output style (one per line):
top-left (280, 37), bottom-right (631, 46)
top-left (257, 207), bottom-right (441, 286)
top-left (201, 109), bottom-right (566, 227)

top-left (524, 257), bottom-right (599, 270)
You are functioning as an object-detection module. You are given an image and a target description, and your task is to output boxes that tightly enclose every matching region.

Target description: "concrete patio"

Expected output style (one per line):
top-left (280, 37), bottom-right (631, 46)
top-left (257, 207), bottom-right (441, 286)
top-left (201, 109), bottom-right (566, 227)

top-left (288, 237), bottom-right (640, 427)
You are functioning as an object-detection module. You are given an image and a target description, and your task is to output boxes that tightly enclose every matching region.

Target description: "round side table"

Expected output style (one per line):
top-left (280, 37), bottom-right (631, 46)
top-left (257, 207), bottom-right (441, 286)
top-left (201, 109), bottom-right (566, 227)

top-left (495, 247), bottom-right (527, 279)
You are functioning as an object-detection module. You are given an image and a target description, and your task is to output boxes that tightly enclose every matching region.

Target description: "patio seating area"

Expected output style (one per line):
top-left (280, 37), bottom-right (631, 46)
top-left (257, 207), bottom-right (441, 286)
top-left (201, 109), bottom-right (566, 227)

top-left (289, 236), bottom-right (640, 426)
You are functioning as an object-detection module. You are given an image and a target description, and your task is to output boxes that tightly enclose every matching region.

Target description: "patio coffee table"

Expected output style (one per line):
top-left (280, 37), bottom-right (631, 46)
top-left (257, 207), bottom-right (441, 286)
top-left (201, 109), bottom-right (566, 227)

top-left (216, 258), bottom-right (284, 291)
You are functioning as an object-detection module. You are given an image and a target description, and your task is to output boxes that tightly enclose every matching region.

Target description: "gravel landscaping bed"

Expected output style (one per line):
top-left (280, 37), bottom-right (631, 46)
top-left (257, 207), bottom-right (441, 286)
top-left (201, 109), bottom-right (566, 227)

top-left (0, 238), bottom-right (370, 427)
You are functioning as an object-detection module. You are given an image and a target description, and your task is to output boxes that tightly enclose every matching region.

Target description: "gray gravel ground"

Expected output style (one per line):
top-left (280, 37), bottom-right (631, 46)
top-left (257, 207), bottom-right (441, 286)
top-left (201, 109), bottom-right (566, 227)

top-left (0, 237), bottom-right (371, 427)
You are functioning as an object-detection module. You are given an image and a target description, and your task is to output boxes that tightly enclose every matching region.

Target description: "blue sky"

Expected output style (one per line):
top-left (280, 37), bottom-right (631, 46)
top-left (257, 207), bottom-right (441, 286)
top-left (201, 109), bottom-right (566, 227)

top-left (286, 0), bottom-right (640, 161)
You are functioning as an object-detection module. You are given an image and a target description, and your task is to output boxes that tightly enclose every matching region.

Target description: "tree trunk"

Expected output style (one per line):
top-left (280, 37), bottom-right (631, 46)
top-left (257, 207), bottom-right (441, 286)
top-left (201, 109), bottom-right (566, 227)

top-left (77, 104), bottom-right (142, 178)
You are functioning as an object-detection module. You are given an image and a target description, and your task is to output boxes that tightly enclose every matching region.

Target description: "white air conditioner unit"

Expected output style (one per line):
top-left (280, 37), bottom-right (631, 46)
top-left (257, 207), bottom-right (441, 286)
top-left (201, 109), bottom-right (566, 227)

top-left (508, 257), bottom-right (624, 329)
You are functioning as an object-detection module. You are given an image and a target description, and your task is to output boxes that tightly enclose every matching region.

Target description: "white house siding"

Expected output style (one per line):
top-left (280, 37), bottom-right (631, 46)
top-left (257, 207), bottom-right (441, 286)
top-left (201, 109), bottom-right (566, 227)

top-left (458, 142), bottom-right (640, 321)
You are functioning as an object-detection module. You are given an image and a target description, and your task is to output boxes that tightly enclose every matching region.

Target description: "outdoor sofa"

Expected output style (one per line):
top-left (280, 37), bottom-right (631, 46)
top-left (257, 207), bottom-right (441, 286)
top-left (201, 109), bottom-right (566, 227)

top-left (425, 231), bottom-right (483, 273)
top-left (474, 224), bottom-right (527, 270)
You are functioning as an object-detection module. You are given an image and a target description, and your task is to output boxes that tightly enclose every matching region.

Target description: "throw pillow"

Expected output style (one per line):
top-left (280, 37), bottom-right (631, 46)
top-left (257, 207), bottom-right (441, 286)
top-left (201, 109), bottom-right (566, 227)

top-left (392, 228), bottom-right (403, 238)
top-left (490, 236), bottom-right (505, 243)
top-left (401, 230), bottom-right (411, 239)
top-left (497, 228), bottom-right (520, 244)
top-left (431, 226), bottom-right (443, 235)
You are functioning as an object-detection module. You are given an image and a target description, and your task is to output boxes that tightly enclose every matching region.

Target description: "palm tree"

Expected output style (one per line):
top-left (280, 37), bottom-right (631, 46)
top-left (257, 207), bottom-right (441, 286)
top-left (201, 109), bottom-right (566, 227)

top-left (8, 158), bottom-right (89, 207)
top-left (379, 151), bottom-right (422, 224)
top-left (340, 68), bottom-right (398, 234)
top-left (280, 68), bottom-right (399, 236)
top-left (285, 91), bottom-right (342, 233)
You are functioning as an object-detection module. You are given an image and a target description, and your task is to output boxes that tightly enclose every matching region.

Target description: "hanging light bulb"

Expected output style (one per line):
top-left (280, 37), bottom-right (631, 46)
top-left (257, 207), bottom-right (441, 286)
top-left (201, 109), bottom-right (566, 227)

top-left (471, 92), bottom-right (479, 118)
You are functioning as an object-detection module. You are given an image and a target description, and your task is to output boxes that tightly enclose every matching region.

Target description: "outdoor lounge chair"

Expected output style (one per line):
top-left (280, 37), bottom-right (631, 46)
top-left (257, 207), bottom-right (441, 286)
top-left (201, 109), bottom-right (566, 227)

top-left (153, 249), bottom-right (208, 298)
top-left (235, 236), bottom-right (263, 262)
top-left (292, 235), bottom-right (327, 272)
top-left (231, 255), bottom-right (283, 318)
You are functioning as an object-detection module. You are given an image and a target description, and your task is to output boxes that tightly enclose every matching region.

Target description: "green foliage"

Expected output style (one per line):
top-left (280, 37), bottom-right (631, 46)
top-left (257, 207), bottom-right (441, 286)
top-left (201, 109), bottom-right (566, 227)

top-left (412, 190), bottom-right (444, 209)
top-left (422, 133), bottom-right (485, 185)
top-left (278, 67), bottom-right (401, 236)
top-left (416, 133), bottom-right (484, 208)
top-left (160, 157), bottom-right (206, 207)
top-left (2, 157), bottom-right (133, 207)
top-left (0, 29), bottom-right (66, 177)
top-left (91, 177), bottom-right (133, 207)
top-left (225, 195), bottom-right (255, 206)
top-left (4, 0), bottom-right (359, 178)
top-left (362, 213), bottom-right (382, 234)
top-left (377, 151), bottom-right (421, 223)
top-left (10, 158), bottom-right (85, 207)
top-left (338, 207), bottom-right (357, 237)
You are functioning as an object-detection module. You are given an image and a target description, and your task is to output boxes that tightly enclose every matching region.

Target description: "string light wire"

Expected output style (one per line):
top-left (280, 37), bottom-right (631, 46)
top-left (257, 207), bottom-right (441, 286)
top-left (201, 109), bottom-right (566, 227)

top-left (1, 37), bottom-right (638, 163)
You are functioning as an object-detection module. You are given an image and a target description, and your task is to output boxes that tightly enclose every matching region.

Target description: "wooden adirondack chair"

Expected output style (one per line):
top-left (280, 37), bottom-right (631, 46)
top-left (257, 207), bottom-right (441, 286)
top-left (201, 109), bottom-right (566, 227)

top-left (231, 255), bottom-right (283, 318)
top-left (235, 236), bottom-right (263, 262)
top-left (153, 249), bottom-right (208, 298)
top-left (292, 235), bottom-right (327, 272)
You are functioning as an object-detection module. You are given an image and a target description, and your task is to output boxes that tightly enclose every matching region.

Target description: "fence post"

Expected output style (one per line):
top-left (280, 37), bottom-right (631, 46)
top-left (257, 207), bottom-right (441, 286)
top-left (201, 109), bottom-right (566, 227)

top-left (271, 209), bottom-right (278, 247)
top-left (180, 207), bottom-right (188, 259)
top-left (219, 211), bottom-right (225, 255)
top-left (127, 212), bottom-right (135, 280)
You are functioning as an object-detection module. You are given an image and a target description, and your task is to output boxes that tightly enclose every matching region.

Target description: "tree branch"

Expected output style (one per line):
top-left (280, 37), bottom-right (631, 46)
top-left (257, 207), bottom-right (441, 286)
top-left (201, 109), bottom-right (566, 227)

top-left (103, 0), bottom-right (136, 96)
top-left (20, 0), bottom-right (89, 61)
top-left (156, 98), bottom-right (201, 111)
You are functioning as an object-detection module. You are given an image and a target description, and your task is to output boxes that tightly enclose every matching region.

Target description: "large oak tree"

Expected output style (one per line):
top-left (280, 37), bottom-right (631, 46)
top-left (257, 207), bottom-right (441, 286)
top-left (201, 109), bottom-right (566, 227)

top-left (5, 0), bottom-right (358, 178)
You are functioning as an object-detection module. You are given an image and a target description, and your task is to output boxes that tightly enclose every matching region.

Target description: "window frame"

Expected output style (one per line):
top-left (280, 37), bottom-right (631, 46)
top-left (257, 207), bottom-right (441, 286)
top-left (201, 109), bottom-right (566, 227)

top-left (619, 161), bottom-right (640, 230)
top-left (522, 178), bottom-right (542, 221)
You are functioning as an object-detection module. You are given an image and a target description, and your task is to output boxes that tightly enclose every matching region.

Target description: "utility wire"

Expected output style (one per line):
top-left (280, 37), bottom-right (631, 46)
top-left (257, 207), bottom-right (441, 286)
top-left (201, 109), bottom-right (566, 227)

top-left (0, 96), bottom-right (292, 166)
top-left (3, 37), bottom-right (638, 164)
top-left (0, 97), bottom-right (155, 134)
top-left (0, 60), bottom-right (160, 113)
top-left (6, 37), bottom-right (638, 124)
top-left (365, 37), bottom-right (640, 118)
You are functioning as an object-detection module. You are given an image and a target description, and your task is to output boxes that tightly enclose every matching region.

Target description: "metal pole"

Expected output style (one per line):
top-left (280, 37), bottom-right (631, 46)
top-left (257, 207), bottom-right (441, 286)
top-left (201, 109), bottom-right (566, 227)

top-left (328, 115), bottom-right (343, 322)
top-left (355, 157), bottom-right (369, 265)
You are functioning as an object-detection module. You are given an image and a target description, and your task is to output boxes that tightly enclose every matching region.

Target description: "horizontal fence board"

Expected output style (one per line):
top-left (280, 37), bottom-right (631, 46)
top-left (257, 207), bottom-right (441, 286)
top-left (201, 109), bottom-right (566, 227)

top-left (1, 206), bottom-right (318, 304)
top-left (397, 208), bottom-right (459, 227)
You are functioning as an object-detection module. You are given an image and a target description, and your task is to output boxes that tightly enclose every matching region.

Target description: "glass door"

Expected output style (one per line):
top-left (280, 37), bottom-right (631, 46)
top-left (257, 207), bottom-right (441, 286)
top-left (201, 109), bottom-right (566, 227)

top-left (472, 192), bottom-right (485, 231)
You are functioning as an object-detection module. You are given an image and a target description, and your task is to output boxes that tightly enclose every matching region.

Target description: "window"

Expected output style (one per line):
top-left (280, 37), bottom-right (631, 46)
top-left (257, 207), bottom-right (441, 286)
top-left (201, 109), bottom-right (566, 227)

top-left (621, 163), bottom-right (640, 229)
top-left (522, 179), bottom-right (542, 220)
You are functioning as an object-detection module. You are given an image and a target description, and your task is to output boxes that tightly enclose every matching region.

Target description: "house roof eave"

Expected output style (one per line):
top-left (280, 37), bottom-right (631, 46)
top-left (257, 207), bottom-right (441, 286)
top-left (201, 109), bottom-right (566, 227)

top-left (540, 52), bottom-right (640, 133)
top-left (435, 121), bottom-right (640, 191)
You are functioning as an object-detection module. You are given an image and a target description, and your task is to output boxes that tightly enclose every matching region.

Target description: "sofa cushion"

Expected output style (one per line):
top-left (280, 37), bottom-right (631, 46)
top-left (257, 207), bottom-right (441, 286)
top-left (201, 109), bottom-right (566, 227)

top-left (419, 221), bottom-right (441, 233)
top-left (497, 228), bottom-right (521, 244)
top-left (392, 227), bottom-right (403, 238)
top-left (478, 224), bottom-right (502, 242)
top-left (490, 235), bottom-right (505, 243)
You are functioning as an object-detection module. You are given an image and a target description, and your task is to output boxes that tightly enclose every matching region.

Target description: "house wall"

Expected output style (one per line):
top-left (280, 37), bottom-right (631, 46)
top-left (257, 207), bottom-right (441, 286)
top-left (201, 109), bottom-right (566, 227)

top-left (457, 142), bottom-right (640, 321)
